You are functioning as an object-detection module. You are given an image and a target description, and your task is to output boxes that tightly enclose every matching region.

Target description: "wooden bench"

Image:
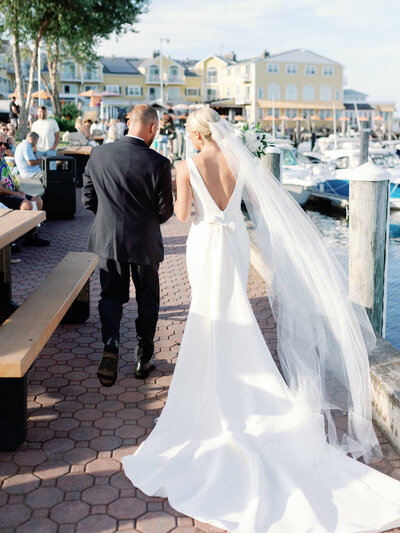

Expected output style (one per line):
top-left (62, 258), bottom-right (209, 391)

top-left (0, 251), bottom-right (98, 451)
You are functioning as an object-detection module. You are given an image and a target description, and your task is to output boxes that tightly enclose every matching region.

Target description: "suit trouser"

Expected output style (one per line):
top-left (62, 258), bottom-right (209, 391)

top-left (98, 257), bottom-right (159, 363)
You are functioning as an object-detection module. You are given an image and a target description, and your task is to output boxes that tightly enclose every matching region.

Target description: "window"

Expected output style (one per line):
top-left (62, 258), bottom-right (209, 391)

top-left (227, 86), bottom-right (231, 98)
top-left (149, 65), bottom-right (160, 81)
top-left (227, 67), bottom-right (231, 77)
top-left (63, 62), bottom-right (76, 80)
top-left (85, 64), bottom-right (99, 80)
top-left (258, 107), bottom-right (264, 120)
top-left (320, 85), bottom-right (332, 101)
top-left (206, 88), bottom-right (218, 100)
top-left (285, 83), bottom-right (297, 100)
top-left (323, 66), bottom-right (334, 76)
top-left (168, 65), bottom-right (179, 82)
top-left (185, 87), bottom-right (200, 96)
top-left (258, 87), bottom-right (264, 99)
top-left (245, 63), bottom-right (251, 77)
top-left (84, 85), bottom-right (97, 91)
top-left (245, 86), bottom-right (251, 100)
top-left (286, 64), bottom-right (297, 74)
top-left (149, 87), bottom-right (160, 100)
top-left (305, 65), bottom-right (316, 75)
top-left (335, 89), bottom-right (340, 101)
top-left (126, 86), bottom-right (142, 96)
top-left (303, 84), bottom-right (315, 101)
top-left (268, 83), bottom-right (280, 100)
top-left (207, 66), bottom-right (218, 83)
top-left (267, 63), bottom-right (279, 74)
top-left (167, 87), bottom-right (180, 101)
top-left (235, 85), bottom-right (241, 97)
top-left (105, 85), bottom-right (120, 94)
top-left (63, 85), bottom-right (77, 94)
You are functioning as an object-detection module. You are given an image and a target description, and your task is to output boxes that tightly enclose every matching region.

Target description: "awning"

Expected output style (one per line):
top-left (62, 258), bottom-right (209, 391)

top-left (210, 99), bottom-right (236, 108)
top-left (374, 103), bottom-right (396, 113)
top-left (257, 99), bottom-right (345, 111)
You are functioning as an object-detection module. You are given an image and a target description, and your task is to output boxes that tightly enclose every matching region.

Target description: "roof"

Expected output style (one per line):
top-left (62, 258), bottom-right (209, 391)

top-left (344, 103), bottom-right (374, 111)
top-left (100, 57), bottom-right (141, 75)
top-left (260, 49), bottom-right (341, 66)
top-left (343, 89), bottom-right (368, 98)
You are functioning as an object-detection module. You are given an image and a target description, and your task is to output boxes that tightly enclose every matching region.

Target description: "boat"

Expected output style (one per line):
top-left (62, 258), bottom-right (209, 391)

top-left (276, 143), bottom-right (324, 206)
top-left (308, 148), bottom-right (400, 208)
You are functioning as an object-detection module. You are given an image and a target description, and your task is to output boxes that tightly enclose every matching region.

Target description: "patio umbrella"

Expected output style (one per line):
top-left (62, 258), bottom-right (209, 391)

top-left (79, 89), bottom-right (102, 97)
top-left (234, 115), bottom-right (246, 122)
top-left (324, 116), bottom-right (333, 121)
top-left (173, 103), bottom-right (189, 111)
top-left (359, 116), bottom-right (369, 122)
top-left (278, 114), bottom-right (290, 120)
top-left (293, 115), bottom-right (304, 121)
top-left (8, 91), bottom-right (27, 98)
top-left (31, 90), bottom-right (51, 99)
top-left (101, 91), bottom-right (119, 97)
top-left (310, 114), bottom-right (321, 121)
top-left (339, 116), bottom-right (349, 121)
top-left (374, 115), bottom-right (384, 121)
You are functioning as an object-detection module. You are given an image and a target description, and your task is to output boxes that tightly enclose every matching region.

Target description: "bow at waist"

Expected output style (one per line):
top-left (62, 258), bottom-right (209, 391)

top-left (207, 215), bottom-right (236, 232)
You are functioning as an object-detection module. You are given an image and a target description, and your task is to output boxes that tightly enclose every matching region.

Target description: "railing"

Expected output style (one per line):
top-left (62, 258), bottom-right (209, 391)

top-left (167, 75), bottom-right (185, 84)
top-left (60, 72), bottom-right (80, 81)
top-left (206, 76), bottom-right (218, 84)
top-left (235, 96), bottom-right (252, 105)
top-left (146, 75), bottom-right (160, 83)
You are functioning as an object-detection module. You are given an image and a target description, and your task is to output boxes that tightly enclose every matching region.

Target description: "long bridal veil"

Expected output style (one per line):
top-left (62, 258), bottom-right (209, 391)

top-left (209, 119), bottom-right (381, 464)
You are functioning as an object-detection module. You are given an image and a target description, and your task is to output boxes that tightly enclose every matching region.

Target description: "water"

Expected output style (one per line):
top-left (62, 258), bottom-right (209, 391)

top-left (305, 205), bottom-right (400, 350)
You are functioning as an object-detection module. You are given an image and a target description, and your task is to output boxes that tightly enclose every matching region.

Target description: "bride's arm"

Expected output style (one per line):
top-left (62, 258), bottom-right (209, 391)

top-left (174, 161), bottom-right (193, 222)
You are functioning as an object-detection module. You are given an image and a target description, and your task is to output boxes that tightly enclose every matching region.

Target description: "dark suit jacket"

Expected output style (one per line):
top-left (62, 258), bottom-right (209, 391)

top-left (82, 136), bottom-right (173, 264)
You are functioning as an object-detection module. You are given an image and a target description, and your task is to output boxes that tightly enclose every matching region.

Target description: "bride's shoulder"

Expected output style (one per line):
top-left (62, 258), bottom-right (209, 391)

top-left (175, 160), bottom-right (190, 181)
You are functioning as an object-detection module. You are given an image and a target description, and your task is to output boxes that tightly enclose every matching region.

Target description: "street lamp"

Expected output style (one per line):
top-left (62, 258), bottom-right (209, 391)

top-left (159, 38), bottom-right (170, 106)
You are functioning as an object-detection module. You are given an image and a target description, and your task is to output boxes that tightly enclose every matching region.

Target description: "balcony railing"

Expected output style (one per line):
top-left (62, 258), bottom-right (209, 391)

top-left (206, 76), bottom-right (218, 84)
top-left (235, 96), bottom-right (251, 105)
top-left (60, 72), bottom-right (80, 81)
top-left (84, 72), bottom-right (103, 82)
top-left (167, 75), bottom-right (185, 84)
top-left (146, 75), bottom-right (160, 83)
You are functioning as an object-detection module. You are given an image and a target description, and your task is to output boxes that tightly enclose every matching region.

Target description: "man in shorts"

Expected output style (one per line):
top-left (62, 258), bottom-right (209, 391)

top-left (0, 133), bottom-right (49, 246)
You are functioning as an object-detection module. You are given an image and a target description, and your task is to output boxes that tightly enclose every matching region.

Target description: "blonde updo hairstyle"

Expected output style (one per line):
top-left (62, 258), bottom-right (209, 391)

top-left (186, 107), bottom-right (220, 142)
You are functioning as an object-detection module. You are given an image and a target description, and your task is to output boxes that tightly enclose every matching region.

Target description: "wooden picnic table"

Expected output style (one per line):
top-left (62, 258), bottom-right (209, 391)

top-left (0, 209), bottom-right (46, 323)
top-left (61, 146), bottom-right (93, 186)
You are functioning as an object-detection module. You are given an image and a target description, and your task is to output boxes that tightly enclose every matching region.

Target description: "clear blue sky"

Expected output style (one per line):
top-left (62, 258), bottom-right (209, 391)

top-left (97, 0), bottom-right (400, 115)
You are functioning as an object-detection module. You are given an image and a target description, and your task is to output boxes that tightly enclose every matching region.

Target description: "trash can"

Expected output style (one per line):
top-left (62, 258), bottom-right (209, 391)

top-left (41, 156), bottom-right (76, 220)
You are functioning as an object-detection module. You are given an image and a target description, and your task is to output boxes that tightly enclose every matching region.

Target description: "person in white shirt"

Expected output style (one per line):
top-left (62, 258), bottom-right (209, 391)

top-left (31, 106), bottom-right (60, 158)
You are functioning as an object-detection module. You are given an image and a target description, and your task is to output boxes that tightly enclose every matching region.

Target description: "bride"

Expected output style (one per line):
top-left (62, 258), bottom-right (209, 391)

top-left (123, 108), bottom-right (400, 532)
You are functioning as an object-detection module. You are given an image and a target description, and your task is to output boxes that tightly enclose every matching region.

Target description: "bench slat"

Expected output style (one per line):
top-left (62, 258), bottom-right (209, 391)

top-left (0, 251), bottom-right (98, 378)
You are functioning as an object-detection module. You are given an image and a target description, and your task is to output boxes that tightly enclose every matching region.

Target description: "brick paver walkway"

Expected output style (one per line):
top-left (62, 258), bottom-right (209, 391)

top-left (1, 190), bottom-right (400, 533)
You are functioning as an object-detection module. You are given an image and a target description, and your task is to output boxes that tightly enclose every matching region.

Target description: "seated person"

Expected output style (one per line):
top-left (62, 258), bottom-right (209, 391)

top-left (80, 119), bottom-right (97, 146)
top-left (103, 125), bottom-right (118, 144)
top-left (0, 133), bottom-right (49, 246)
top-left (14, 132), bottom-right (43, 181)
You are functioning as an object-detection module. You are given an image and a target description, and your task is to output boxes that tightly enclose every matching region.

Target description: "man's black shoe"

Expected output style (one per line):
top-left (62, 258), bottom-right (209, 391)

top-left (97, 337), bottom-right (119, 387)
top-left (24, 234), bottom-right (50, 247)
top-left (135, 360), bottom-right (155, 380)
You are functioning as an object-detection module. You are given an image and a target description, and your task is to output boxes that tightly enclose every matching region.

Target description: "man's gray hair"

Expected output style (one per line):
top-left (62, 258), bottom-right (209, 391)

top-left (27, 131), bottom-right (39, 141)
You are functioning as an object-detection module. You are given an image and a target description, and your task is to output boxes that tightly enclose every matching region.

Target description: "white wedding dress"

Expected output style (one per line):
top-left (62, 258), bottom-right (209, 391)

top-left (123, 155), bottom-right (400, 533)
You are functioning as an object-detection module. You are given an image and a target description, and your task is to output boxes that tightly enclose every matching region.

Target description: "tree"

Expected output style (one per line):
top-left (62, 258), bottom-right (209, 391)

top-left (0, 0), bottom-right (149, 135)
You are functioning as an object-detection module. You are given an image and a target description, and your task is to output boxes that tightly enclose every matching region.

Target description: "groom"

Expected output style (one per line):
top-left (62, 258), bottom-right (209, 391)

top-left (82, 104), bottom-right (173, 385)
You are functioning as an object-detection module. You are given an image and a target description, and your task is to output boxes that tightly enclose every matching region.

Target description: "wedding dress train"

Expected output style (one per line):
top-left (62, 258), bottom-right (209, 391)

top-left (123, 156), bottom-right (400, 532)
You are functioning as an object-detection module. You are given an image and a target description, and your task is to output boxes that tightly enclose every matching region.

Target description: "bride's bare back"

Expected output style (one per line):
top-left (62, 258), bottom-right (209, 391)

top-left (175, 145), bottom-right (236, 221)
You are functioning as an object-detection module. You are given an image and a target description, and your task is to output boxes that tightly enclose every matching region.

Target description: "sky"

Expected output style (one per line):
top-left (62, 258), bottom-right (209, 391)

top-left (97, 0), bottom-right (400, 115)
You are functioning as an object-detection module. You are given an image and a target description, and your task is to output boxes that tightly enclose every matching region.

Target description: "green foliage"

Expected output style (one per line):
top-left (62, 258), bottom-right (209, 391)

top-left (61, 102), bottom-right (80, 121)
top-left (54, 117), bottom-right (75, 132)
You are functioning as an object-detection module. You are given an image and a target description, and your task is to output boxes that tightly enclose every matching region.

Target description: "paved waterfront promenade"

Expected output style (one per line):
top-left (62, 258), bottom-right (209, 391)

top-left (1, 192), bottom-right (400, 533)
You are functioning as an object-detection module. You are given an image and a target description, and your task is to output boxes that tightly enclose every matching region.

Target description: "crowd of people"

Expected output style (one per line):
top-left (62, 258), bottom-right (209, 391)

top-left (0, 105), bottom-right (180, 256)
top-left (0, 104), bottom-right (57, 249)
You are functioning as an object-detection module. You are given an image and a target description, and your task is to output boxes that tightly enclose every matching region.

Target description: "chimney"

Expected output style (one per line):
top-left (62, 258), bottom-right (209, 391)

top-left (153, 50), bottom-right (160, 58)
top-left (224, 51), bottom-right (236, 62)
top-left (260, 50), bottom-right (269, 59)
